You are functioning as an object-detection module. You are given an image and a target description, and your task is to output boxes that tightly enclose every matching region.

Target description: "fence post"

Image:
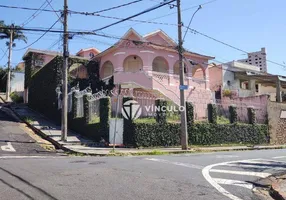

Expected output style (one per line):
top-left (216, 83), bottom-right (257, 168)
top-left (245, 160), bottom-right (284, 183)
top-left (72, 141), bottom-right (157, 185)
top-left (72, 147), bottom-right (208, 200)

top-left (208, 103), bottom-right (217, 124)
top-left (186, 102), bottom-right (194, 125)
top-left (72, 91), bottom-right (78, 119)
top-left (247, 106), bottom-right (256, 124)
top-left (229, 104), bottom-right (238, 124)
top-left (99, 97), bottom-right (110, 141)
top-left (83, 93), bottom-right (92, 124)
top-left (155, 99), bottom-right (167, 123)
top-left (122, 97), bottom-right (135, 146)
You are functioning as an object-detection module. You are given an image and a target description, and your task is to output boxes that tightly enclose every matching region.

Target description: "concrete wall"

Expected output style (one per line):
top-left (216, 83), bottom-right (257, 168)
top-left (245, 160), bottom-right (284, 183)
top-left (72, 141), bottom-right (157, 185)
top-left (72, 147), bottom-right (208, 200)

top-left (11, 72), bottom-right (24, 95)
top-left (219, 95), bottom-right (268, 124)
top-left (267, 101), bottom-right (286, 144)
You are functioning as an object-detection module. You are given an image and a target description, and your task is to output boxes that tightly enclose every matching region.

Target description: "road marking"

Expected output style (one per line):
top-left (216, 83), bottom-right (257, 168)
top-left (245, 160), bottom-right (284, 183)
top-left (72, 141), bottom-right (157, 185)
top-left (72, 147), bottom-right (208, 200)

top-left (1, 142), bottom-right (16, 152)
top-left (225, 163), bottom-right (286, 170)
top-left (202, 159), bottom-right (264, 200)
top-left (210, 169), bottom-right (271, 178)
top-left (216, 155), bottom-right (240, 159)
top-left (213, 178), bottom-right (253, 190)
top-left (272, 156), bottom-right (286, 159)
top-left (145, 158), bottom-right (203, 169)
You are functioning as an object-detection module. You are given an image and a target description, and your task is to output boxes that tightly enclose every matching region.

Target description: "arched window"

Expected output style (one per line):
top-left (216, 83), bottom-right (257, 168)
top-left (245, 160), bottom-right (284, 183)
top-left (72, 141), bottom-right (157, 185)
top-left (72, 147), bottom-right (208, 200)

top-left (152, 56), bottom-right (168, 73)
top-left (174, 61), bottom-right (187, 75)
top-left (102, 61), bottom-right (114, 79)
top-left (123, 55), bottom-right (143, 72)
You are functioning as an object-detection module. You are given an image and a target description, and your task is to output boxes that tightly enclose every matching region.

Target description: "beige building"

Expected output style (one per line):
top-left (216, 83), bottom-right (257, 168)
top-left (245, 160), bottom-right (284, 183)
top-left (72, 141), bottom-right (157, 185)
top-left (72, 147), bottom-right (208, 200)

top-left (238, 47), bottom-right (267, 73)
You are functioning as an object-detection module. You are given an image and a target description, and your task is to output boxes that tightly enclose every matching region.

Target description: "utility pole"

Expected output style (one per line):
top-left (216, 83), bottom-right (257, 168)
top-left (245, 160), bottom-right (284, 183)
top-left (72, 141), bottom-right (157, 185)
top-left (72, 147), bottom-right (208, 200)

top-left (176, 0), bottom-right (188, 150)
top-left (6, 24), bottom-right (14, 101)
top-left (61, 0), bottom-right (69, 141)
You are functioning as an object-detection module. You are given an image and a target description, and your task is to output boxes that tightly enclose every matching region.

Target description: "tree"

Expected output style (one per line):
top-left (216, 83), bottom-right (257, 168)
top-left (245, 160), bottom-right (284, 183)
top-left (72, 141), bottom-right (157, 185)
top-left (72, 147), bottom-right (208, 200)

top-left (0, 67), bottom-right (14, 92)
top-left (0, 21), bottom-right (27, 47)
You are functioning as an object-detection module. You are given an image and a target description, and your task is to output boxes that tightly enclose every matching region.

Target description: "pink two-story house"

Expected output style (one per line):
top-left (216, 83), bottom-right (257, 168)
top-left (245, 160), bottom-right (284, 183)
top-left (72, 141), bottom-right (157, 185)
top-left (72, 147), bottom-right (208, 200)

top-left (94, 29), bottom-right (215, 119)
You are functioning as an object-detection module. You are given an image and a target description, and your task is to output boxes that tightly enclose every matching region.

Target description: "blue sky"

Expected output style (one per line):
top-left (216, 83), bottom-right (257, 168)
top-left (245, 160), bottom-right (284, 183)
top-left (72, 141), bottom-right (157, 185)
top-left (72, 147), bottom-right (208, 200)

top-left (0, 0), bottom-right (285, 75)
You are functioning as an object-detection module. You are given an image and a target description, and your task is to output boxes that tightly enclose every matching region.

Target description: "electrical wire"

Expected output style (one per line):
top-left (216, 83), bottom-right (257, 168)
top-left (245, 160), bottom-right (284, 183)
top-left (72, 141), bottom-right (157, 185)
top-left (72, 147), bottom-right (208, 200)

top-left (21, 0), bottom-right (53, 27)
top-left (92, 0), bottom-right (176, 32)
top-left (0, 49), bottom-right (8, 62)
top-left (184, 26), bottom-right (286, 69)
top-left (13, 18), bottom-right (61, 51)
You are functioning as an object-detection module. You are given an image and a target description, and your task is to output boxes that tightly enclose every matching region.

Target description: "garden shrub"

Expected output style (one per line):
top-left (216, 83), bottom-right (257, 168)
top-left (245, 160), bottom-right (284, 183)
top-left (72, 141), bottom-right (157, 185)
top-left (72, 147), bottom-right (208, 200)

top-left (207, 104), bottom-right (217, 124)
top-left (186, 102), bottom-right (194, 125)
top-left (126, 123), bottom-right (269, 147)
top-left (10, 92), bottom-right (23, 103)
top-left (99, 97), bottom-right (110, 141)
top-left (155, 99), bottom-right (167, 123)
top-left (247, 107), bottom-right (256, 124)
top-left (229, 105), bottom-right (238, 124)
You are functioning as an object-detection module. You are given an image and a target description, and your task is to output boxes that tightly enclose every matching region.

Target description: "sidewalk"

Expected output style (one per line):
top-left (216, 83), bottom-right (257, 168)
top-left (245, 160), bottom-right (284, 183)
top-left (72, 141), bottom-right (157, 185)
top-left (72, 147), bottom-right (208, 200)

top-left (1, 93), bottom-right (286, 156)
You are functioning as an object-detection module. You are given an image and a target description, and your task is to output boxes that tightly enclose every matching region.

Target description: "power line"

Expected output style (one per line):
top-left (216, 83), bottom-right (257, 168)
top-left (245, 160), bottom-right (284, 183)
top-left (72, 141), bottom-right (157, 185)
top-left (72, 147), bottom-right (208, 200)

top-left (13, 18), bottom-right (61, 51)
top-left (45, 0), bottom-right (63, 23)
top-left (184, 26), bottom-right (286, 69)
top-left (92, 0), bottom-right (176, 32)
top-left (0, 1), bottom-right (144, 14)
top-left (21, 0), bottom-right (53, 27)
top-left (81, 13), bottom-right (178, 26)
top-left (117, 0), bottom-right (218, 29)
top-left (0, 49), bottom-right (8, 62)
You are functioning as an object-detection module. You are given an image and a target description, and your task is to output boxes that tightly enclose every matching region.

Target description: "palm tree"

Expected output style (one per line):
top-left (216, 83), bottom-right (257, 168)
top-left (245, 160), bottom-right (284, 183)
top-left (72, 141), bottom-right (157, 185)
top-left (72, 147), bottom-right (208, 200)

top-left (0, 21), bottom-right (27, 100)
top-left (0, 21), bottom-right (27, 47)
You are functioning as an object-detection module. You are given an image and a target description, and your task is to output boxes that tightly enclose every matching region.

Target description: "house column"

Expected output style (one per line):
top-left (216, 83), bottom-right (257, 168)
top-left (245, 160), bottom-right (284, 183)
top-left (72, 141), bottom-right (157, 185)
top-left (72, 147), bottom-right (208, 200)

top-left (249, 79), bottom-right (256, 96)
top-left (276, 77), bottom-right (282, 102)
top-left (204, 67), bottom-right (210, 90)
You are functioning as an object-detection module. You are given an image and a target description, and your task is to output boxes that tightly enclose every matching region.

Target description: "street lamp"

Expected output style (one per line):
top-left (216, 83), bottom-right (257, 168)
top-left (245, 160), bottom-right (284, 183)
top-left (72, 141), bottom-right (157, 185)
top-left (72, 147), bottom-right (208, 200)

top-left (183, 5), bottom-right (202, 43)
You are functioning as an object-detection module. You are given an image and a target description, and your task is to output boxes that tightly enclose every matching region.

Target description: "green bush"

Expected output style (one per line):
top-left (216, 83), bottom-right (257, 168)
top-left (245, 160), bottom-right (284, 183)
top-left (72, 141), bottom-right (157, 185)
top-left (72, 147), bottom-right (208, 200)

top-left (186, 102), bottom-right (194, 125)
top-left (99, 97), bottom-right (110, 141)
top-left (10, 92), bottom-right (23, 103)
top-left (155, 99), bottom-right (167, 123)
top-left (229, 105), bottom-right (238, 124)
top-left (247, 107), bottom-right (256, 124)
top-left (127, 123), bottom-right (269, 147)
top-left (207, 104), bottom-right (217, 124)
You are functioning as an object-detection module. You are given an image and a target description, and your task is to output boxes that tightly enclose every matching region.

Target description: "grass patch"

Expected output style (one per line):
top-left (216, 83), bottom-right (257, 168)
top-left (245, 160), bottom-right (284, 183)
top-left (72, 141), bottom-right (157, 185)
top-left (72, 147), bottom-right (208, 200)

top-left (23, 116), bottom-right (34, 124)
top-left (217, 116), bottom-right (230, 124)
top-left (89, 116), bottom-right (100, 124)
top-left (134, 118), bottom-right (156, 124)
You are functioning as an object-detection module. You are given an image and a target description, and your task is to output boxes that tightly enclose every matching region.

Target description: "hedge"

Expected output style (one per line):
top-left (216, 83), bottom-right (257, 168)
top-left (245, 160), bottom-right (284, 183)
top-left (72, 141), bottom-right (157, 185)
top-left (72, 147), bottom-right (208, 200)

top-left (186, 102), bottom-right (194, 125)
top-left (207, 104), bottom-right (217, 124)
top-left (129, 123), bottom-right (269, 147)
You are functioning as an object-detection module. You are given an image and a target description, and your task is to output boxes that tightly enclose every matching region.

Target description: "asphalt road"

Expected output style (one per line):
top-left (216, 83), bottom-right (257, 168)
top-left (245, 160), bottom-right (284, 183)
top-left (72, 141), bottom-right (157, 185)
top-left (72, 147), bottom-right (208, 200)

top-left (0, 108), bottom-right (57, 156)
top-left (1, 107), bottom-right (286, 200)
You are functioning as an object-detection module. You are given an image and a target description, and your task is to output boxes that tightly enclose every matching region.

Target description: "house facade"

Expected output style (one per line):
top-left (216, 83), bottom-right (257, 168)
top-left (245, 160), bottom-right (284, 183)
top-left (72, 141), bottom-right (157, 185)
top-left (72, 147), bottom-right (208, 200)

top-left (94, 29), bottom-right (215, 119)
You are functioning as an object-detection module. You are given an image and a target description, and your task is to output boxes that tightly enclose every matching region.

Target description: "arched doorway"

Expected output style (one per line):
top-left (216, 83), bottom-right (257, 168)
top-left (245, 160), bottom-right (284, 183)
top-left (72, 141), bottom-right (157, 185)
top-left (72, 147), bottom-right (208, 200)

top-left (102, 61), bottom-right (114, 79)
top-left (152, 56), bottom-right (168, 73)
top-left (123, 55), bottom-right (143, 72)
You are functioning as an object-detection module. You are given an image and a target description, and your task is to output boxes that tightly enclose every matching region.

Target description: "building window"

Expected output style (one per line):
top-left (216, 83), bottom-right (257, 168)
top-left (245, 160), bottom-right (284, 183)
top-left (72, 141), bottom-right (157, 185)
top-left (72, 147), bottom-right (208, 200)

top-left (255, 84), bottom-right (259, 93)
top-left (260, 68), bottom-right (262, 70)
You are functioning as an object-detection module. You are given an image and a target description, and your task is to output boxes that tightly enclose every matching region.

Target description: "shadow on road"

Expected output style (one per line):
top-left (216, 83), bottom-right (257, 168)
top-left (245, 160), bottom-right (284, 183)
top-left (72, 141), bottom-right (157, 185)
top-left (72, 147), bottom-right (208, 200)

top-left (0, 167), bottom-right (59, 200)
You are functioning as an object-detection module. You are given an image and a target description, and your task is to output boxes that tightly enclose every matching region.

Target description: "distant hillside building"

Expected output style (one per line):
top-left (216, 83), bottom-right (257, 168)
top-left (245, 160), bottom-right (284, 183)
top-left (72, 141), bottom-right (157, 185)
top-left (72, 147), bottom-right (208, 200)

top-left (237, 48), bottom-right (267, 73)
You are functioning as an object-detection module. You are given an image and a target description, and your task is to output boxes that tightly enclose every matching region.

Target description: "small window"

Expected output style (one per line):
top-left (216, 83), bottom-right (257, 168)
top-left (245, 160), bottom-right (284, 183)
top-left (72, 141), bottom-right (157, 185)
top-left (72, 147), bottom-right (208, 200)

top-left (260, 68), bottom-right (262, 70)
top-left (259, 58), bottom-right (262, 60)
top-left (255, 84), bottom-right (259, 92)
top-left (249, 60), bottom-right (252, 62)
top-left (245, 60), bottom-right (248, 62)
